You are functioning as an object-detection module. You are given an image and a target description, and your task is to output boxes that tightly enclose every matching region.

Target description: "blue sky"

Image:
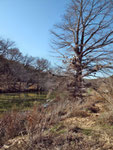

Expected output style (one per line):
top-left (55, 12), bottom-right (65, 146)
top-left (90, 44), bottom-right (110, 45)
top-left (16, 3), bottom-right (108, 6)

top-left (0, 0), bottom-right (69, 64)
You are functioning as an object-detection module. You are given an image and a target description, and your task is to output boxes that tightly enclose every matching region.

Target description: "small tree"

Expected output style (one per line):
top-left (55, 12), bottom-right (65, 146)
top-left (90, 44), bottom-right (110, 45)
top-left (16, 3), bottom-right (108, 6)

top-left (36, 58), bottom-right (50, 72)
top-left (6, 48), bottom-right (23, 62)
top-left (0, 39), bottom-right (14, 56)
top-left (51, 0), bottom-right (113, 100)
top-left (35, 58), bottom-right (51, 92)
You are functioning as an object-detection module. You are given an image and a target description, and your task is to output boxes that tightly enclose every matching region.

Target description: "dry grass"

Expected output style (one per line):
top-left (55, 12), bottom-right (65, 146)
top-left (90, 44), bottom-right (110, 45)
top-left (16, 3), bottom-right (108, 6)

top-left (0, 111), bottom-right (27, 147)
top-left (1, 79), bottom-right (113, 150)
top-left (69, 110), bottom-right (90, 118)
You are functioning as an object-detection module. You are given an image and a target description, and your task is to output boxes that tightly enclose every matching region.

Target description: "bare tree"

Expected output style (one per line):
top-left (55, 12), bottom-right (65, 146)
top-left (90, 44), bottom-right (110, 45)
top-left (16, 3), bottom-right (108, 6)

top-left (21, 55), bottom-right (35, 68)
top-left (35, 58), bottom-right (51, 72)
top-left (0, 39), bottom-right (14, 56)
top-left (34, 58), bottom-right (51, 92)
top-left (51, 0), bottom-right (113, 100)
top-left (6, 48), bottom-right (23, 62)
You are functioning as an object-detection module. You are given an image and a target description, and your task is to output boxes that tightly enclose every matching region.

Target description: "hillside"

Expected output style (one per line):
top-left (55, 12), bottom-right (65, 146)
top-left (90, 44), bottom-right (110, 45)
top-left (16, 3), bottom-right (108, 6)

top-left (0, 55), bottom-right (58, 93)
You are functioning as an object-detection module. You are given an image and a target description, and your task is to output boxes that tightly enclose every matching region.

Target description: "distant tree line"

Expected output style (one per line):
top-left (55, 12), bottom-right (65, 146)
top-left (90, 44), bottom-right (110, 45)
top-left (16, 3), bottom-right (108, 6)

top-left (0, 38), bottom-right (54, 93)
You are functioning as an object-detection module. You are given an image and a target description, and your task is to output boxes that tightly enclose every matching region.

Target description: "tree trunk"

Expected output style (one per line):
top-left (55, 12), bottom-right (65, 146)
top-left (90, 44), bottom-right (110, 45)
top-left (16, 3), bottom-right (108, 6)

top-left (74, 67), bottom-right (83, 98)
top-left (69, 56), bottom-right (84, 101)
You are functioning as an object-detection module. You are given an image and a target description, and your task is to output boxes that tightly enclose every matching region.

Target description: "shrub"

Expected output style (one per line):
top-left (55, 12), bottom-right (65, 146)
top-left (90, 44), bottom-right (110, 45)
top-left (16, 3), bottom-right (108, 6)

top-left (0, 111), bottom-right (27, 147)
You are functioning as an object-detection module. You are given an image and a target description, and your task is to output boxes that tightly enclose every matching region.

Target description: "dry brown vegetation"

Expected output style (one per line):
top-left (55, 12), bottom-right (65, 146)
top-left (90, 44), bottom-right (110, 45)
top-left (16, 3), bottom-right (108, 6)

top-left (0, 78), bottom-right (113, 150)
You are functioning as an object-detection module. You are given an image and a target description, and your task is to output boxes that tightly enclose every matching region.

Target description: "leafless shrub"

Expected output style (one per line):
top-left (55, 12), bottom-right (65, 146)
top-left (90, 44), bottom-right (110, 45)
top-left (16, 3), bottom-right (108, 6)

top-left (0, 111), bottom-right (27, 147)
top-left (90, 76), bottom-right (113, 110)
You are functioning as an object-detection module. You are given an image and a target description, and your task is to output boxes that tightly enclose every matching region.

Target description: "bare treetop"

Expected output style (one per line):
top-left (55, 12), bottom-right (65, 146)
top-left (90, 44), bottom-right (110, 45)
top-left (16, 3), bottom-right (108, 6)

top-left (51, 0), bottom-right (113, 98)
top-left (51, 0), bottom-right (113, 77)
